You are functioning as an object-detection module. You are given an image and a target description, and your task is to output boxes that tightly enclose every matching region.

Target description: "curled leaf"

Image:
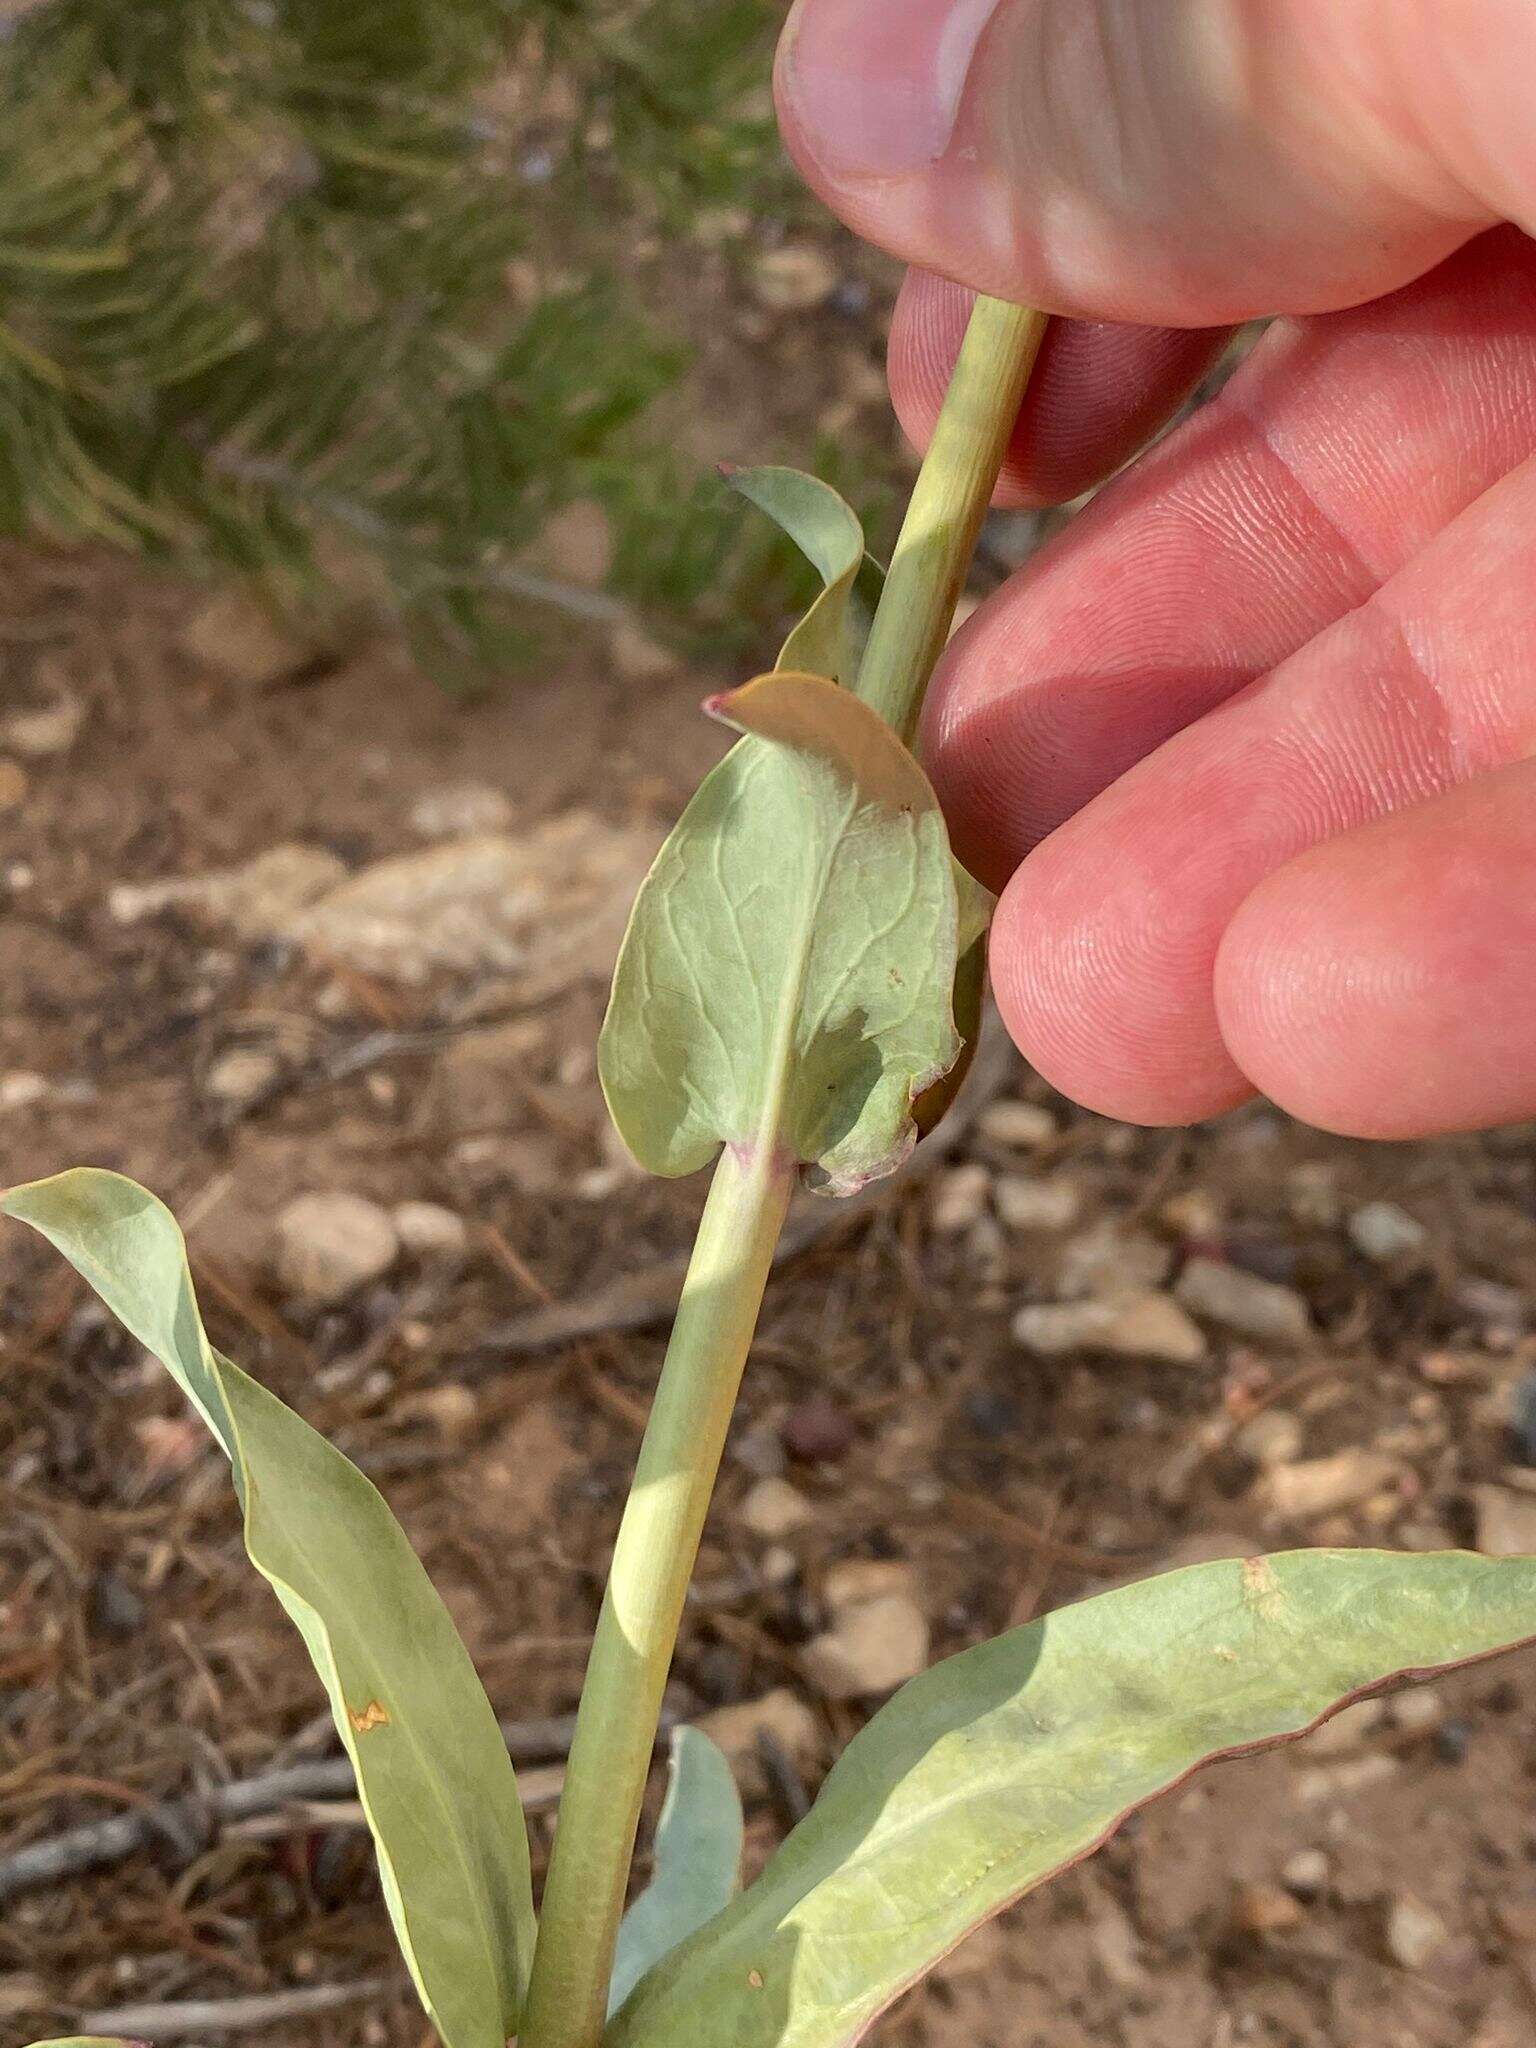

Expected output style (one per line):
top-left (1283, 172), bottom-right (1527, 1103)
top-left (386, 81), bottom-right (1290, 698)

top-left (610, 1549), bottom-right (1536, 2048)
top-left (608, 1726), bottom-right (744, 2018)
top-left (726, 466), bottom-right (883, 684)
top-left (599, 671), bottom-right (970, 1194)
top-left (2, 1171), bottom-right (535, 2048)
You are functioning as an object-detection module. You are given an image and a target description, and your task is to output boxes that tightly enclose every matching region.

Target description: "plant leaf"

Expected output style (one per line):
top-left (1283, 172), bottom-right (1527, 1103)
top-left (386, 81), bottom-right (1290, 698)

top-left (599, 670), bottom-right (968, 1193)
top-left (726, 466), bottom-right (883, 684)
top-left (2, 1170), bottom-right (536, 2048)
top-left (608, 1726), bottom-right (745, 2018)
top-left (609, 1549), bottom-right (1536, 2048)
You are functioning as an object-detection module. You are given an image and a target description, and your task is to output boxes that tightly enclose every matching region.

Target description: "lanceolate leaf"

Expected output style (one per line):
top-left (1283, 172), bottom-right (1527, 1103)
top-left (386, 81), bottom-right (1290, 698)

top-left (600, 671), bottom-right (971, 1193)
top-left (725, 466), bottom-right (883, 685)
top-left (608, 1726), bottom-right (744, 2018)
top-left (2, 1171), bottom-right (536, 2048)
top-left (609, 1550), bottom-right (1536, 2048)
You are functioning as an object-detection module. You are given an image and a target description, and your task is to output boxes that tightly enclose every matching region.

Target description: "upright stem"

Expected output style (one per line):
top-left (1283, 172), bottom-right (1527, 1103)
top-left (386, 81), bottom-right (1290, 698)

top-left (856, 297), bottom-right (1048, 742)
top-left (519, 1144), bottom-right (793, 2048)
top-left (519, 295), bottom-right (1045, 2048)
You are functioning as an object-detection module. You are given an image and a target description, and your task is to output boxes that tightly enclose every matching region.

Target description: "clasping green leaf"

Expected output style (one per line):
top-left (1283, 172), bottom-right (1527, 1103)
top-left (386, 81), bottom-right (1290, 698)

top-left (724, 465), bottom-right (884, 685)
top-left (599, 670), bottom-right (983, 1194)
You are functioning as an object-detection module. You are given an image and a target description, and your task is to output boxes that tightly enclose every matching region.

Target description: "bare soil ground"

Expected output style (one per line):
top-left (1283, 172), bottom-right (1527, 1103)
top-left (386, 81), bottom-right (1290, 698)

top-left (5, 384), bottom-right (1536, 2048)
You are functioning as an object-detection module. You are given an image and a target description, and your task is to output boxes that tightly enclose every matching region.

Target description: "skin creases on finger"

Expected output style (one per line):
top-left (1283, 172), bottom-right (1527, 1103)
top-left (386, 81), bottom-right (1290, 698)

top-left (1215, 757), bottom-right (1536, 1137)
top-left (888, 269), bottom-right (1234, 507)
top-left (923, 228), bottom-right (1536, 892)
top-left (984, 446), bottom-right (1536, 1128)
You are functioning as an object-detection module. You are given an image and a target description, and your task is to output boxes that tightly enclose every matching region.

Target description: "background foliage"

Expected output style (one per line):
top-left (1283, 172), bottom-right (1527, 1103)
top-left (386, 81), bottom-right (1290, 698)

top-left (0, 0), bottom-right (849, 676)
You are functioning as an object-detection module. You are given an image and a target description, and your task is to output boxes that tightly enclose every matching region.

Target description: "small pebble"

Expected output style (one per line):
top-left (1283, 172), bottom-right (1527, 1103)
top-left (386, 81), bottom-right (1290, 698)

top-left (1281, 1848), bottom-right (1330, 1899)
top-left (977, 1099), bottom-right (1058, 1149)
top-left (0, 1069), bottom-right (47, 1110)
top-left (802, 1591), bottom-right (929, 1700)
top-left (1176, 1256), bottom-right (1312, 1349)
top-left (1232, 1881), bottom-right (1304, 1936)
top-left (1432, 1719), bottom-right (1472, 1767)
top-left (274, 1191), bottom-right (399, 1306)
top-left (1233, 1409), bottom-right (1303, 1468)
top-left (1263, 1449), bottom-right (1404, 1521)
top-left (1349, 1200), bottom-right (1429, 1263)
top-left (392, 1200), bottom-right (468, 1265)
top-left (781, 1398), bottom-right (856, 1465)
top-left (0, 757), bottom-right (27, 813)
top-left (1386, 1893), bottom-right (1452, 1971)
top-left (751, 244), bottom-right (840, 311)
top-left (205, 1045), bottom-right (281, 1105)
top-left (1012, 1291), bottom-right (1207, 1367)
top-left (994, 1175), bottom-right (1081, 1233)
top-left (89, 1568), bottom-right (146, 1641)
top-left (740, 1477), bottom-right (814, 1541)
top-left (930, 1162), bottom-right (989, 1235)
top-left (1058, 1219), bottom-right (1171, 1301)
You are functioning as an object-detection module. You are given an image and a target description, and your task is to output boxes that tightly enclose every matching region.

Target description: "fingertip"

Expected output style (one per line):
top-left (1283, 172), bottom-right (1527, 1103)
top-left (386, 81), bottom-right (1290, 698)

top-left (1215, 762), bottom-right (1536, 1138)
top-left (985, 824), bottom-right (1256, 1129)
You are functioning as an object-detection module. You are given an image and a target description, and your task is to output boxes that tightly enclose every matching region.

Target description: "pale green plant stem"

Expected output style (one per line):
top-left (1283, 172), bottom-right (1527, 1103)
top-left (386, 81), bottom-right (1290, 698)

top-left (519, 294), bottom-right (1044, 2048)
top-left (855, 296), bottom-right (1048, 741)
top-left (519, 1143), bottom-right (793, 2048)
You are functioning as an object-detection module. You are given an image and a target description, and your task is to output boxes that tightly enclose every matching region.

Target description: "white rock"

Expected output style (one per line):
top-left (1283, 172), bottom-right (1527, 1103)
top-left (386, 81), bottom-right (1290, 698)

top-left (180, 591), bottom-right (310, 687)
top-left (740, 1477), bottom-right (814, 1541)
top-left (802, 1592), bottom-right (930, 1700)
top-left (0, 667), bottom-right (84, 758)
top-left (1389, 1686), bottom-right (1446, 1734)
top-left (290, 815), bottom-right (658, 989)
top-left (1306, 1697), bottom-right (1386, 1756)
top-left (977, 1099), bottom-right (1058, 1149)
top-left (994, 1175), bottom-right (1082, 1233)
top-left (1263, 1450), bottom-right (1403, 1520)
top-left (110, 843), bottom-right (347, 936)
top-left (1294, 1753), bottom-right (1401, 1804)
top-left (1475, 1483), bottom-right (1536, 1557)
top-left (1233, 1409), bottom-right (1304, 1468)
top-left (1158, 1188), bottom-right (1222, 1240)
top-left (1386, 1894), bottom-right (1451, 1971)
top-left (1012, 1290), bottom-right (1207, 1367)
top-left (1281, 1849), bottom-right (1330, 1898)
top-left (1058, 1219), bottom-right (1171, 1301)
top-left (392, 1201), bottom-right (468, 1264)
top-left (0, 1070), bottom-right (47, 1110)
top-left (408, 782), bottom-right (514, 839)
top-left (1176, 1256), bottom-right (1312, 1348)
top-left (1349, 1201), bottom-right (1429, 1262)
top-left (930, 1162), bottom-right (989, 1235)
top-left (822, 1558), bottom-right (915, 1612)
top-left (751, 244), bottom-right (839, 311)
top-left (275, 1192), bottom-right (399, 1305)
top-left (205, 1046), bottom-right (281, 1104)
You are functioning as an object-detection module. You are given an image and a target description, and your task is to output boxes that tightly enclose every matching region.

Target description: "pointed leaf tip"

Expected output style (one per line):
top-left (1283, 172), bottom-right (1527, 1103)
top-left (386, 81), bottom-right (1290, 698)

top-left (2, 1170), bottom-right (535, 2048)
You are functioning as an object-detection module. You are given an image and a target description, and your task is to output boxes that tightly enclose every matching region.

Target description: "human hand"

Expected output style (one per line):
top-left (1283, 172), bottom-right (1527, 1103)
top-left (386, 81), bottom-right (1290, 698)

top-left (775, 0), bottom-right (1536, 1137)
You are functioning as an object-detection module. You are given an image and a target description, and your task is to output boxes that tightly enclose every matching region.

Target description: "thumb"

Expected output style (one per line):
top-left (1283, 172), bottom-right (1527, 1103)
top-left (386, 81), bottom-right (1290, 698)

top-left (775, 0), bottom-right (1534, 325)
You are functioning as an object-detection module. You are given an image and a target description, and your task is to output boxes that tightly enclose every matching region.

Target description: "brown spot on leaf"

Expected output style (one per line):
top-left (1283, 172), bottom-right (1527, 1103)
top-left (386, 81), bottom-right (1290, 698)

top-left (348, 1699), bottom-right (391, 1733)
